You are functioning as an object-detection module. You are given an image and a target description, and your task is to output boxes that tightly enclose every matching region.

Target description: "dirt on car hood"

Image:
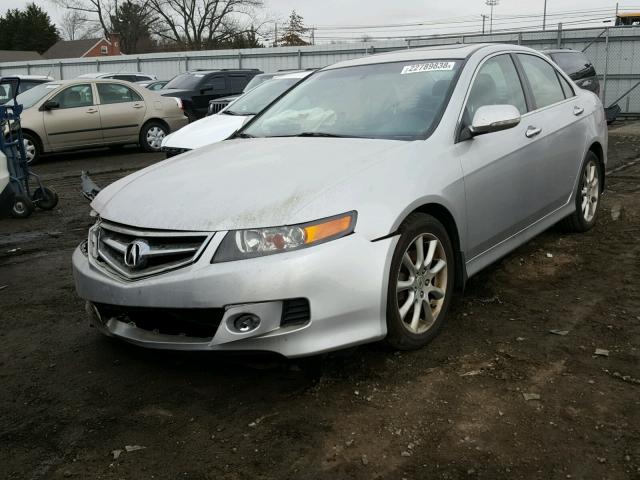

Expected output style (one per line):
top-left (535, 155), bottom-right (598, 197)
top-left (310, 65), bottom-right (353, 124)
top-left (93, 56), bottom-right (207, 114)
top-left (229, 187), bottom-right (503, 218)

top-left (92, 137), bottom-right (408, 232)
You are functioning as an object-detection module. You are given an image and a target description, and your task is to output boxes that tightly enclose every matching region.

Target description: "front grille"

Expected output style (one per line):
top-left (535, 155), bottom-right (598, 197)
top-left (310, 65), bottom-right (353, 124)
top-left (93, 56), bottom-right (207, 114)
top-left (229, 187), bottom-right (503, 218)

top-left (92, 221), bottom-right (213, 280)
top-left (281, 298), bottom-right (311, 327)
top-left (162, 147), bottom-right (191, 158)
top-left (95, 303), bottom-right (224, 338)
top-left (208, 100), bottom-right (230, 115)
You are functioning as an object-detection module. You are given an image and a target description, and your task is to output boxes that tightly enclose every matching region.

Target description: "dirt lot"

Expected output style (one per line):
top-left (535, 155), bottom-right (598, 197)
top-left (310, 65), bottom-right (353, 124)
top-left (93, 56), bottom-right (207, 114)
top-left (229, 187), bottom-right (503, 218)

top-left (1, 134), bottom-right (639, 480)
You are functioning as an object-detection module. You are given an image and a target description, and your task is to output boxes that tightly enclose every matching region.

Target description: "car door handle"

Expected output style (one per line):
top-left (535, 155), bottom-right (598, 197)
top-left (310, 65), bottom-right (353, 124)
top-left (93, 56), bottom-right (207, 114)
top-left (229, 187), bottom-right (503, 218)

top-left (132, 104), bottom-right (144, 109)
top-left (86, 108), bottom-right (98, 114)
top-left (525, 126), bottom-right (542, 138)
top-left (573, 106), bottom-right (584, 116)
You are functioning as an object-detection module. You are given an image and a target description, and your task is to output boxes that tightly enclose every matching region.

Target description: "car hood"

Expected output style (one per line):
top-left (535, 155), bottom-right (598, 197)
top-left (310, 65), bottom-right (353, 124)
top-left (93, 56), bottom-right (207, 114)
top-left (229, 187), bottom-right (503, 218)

top-left (162, 114), bottom-right (250, 150)
top-left (92, 137), bottom-right (409, 232)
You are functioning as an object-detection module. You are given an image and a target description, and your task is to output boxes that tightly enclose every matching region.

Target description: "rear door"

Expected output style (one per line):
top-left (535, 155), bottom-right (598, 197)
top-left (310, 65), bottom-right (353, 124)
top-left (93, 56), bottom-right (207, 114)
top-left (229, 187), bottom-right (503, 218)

top-left (96, 82), bottom-right (147, 143)
top-left (515, 53), bottom-right (586, 216)
top-left (43, 83), bottom-right (103, 150)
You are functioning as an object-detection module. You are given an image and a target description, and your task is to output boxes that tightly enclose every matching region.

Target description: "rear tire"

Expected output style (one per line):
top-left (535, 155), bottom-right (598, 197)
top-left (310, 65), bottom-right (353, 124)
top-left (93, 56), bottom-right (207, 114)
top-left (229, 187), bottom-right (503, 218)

top-left (560, 151), bottom-right (601, 232)
top-left (139, 121), bottom-right (168, 152)
top-left (386, 213), bottom-right (455, 350)
top-left (33, 187), bottom-right (59, 210)
top-left (11, 194), bottom-right (34, 218)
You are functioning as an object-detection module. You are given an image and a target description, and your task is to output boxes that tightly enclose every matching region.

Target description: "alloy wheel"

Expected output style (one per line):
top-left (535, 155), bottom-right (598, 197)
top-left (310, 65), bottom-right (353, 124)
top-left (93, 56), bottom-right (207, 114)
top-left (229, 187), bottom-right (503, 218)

top-left (581, 159), bottom-right (599, 222)
top-left (396, 233), bottom-right (448, 334)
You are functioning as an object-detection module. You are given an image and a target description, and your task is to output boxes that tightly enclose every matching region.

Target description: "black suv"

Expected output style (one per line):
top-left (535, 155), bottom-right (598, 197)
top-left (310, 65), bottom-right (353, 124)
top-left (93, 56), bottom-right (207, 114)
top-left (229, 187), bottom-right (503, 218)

top-left (161, 69), bottom-right (262, 121)
top-left (542, 49), bottom-right (600, 95)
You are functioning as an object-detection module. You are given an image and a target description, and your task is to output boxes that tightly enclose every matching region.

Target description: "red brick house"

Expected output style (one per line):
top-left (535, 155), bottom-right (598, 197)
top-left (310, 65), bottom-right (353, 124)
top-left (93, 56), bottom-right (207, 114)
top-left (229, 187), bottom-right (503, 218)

top-left (43, 34), bottom-right (122, 60)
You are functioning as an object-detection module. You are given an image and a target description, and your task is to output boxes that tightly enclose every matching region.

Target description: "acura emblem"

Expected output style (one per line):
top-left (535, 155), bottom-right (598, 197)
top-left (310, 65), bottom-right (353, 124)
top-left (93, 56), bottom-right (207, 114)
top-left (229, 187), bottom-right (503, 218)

top-left (124, 239), bottom-right (150, 269)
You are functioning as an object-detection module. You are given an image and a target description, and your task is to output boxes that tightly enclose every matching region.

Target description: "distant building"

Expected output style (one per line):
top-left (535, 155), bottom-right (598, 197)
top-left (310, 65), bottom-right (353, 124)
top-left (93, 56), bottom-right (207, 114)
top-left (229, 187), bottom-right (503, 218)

top-left (0, 50), bottom-right (43, 63)
top-left (43, 34), bottom-right (122, 60)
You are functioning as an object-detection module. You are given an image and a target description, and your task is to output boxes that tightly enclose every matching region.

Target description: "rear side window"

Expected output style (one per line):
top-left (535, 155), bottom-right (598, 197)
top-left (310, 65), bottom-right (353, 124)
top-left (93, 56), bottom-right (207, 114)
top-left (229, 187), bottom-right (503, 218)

top-left (228, 74), bottom-right (248, 92)
top-left (97, 83), bottom-right (142, 104)
top-left (204, 76), bottom-right (226, 91)
top-left (518, 54), bottom-right (565, 109)
top-left (465, 54), bottom-right (528, 122)
top-left (557, 73), bottom-right (575, 98)
top-left (551, 52), bottom-right (593, 76)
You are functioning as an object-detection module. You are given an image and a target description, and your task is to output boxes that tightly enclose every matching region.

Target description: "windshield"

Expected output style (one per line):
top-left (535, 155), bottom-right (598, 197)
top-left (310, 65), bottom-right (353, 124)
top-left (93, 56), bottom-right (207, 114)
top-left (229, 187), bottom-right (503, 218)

top-left (242, 74), bottom-right (273, 93)
top-left (225, 77), bottom-right (303, 116)
top-left (165, 73), bottom-right (203, 90)
top-left (243, 60), bottom-right (461, 140)
top-left (14, 82), bottom-right (60, 108)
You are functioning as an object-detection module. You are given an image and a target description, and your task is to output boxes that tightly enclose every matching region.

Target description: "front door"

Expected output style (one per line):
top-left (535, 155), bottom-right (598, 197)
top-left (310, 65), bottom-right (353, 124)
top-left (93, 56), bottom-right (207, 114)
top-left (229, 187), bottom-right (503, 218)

top-left (96, 82), bottom-right (147, 143)
top-left (43, 83), bottom-right (102, 150)
top-left (453, 53), bottom-right (539, 261)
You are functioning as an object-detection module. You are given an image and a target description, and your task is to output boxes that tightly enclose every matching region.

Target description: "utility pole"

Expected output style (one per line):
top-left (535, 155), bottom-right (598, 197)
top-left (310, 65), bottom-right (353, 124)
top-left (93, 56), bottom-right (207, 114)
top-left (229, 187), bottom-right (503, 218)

top-left (311, 26), bottom-right (315, 45)
top-left (481, 14), bottom-right (488, 34)
top-left (274, 22), bottom-right (278, 47)
top-left (543, 0), bottom-right (548, 30)
top-left (486, 0), bottom-right (499, 34)
top-left (615, 2), bottom-right (619, 25)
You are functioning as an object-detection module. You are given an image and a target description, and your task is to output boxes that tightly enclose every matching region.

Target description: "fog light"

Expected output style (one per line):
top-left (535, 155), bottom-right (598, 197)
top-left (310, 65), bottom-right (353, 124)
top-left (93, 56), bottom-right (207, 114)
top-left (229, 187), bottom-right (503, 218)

top-left (233, 314), bottom-right (260, 333)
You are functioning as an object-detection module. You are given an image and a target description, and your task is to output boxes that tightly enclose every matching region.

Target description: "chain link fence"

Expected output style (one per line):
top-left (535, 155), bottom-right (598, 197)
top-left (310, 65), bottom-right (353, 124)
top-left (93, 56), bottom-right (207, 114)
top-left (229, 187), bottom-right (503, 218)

top-left (1, 25), bottom-right (639, 115)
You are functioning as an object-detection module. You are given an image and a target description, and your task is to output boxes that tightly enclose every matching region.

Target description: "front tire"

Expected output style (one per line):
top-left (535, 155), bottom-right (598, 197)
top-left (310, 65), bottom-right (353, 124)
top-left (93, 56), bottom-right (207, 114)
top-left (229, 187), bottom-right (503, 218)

top-left (386, 213), bottom-right (455, 350)
top-left (560, 151), bottom-right (602, 232)
top-left (22, 133), bottom-right (41, 165)
top-left (11, 194), bottom-right (34, 218)
top-left (139, 121), bottom-right (168, 152)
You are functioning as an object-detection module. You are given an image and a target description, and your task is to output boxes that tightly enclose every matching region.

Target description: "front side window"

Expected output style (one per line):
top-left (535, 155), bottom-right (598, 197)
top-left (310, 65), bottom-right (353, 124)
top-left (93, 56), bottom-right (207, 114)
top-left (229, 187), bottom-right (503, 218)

top-left (243, 60), bottom-right (462, 140)
top-left (97, 83), bottom-right (142, 104)
top-left (464, 54), bottom-right (527, 124)
top-left (51, 84), bottom-right (94, 109)
top-left (518, 54), bottom-right (565, 109)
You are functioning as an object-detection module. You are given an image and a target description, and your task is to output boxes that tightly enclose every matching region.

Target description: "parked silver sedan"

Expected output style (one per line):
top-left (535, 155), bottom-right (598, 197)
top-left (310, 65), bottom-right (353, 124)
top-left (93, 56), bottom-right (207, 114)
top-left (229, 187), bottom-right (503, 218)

top-left (73, 44), bottom-right (607, 357)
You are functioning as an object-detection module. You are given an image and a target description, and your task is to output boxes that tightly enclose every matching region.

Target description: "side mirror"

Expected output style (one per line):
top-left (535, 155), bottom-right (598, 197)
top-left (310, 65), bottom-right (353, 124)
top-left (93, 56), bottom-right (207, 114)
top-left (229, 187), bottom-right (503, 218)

top-left (469, 104), bottom-right (521, 136)
top-left (42, 100), bottom-right (59, 111)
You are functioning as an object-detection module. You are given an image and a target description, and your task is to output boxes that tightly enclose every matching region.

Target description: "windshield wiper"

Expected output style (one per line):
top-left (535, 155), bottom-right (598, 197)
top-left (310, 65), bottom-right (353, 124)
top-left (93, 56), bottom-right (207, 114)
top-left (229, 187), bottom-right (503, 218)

top-left (234, 132), bottom-right (254, 138)
top-left (294, 132), bottom-right (351, 138)
top-left (222, 110), bottom-right (243, 116)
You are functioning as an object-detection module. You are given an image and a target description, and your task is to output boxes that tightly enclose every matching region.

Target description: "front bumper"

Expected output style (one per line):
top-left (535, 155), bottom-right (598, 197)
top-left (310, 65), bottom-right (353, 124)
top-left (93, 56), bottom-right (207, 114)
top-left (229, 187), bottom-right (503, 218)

top-left (72, 232), bottom-right (396, 358)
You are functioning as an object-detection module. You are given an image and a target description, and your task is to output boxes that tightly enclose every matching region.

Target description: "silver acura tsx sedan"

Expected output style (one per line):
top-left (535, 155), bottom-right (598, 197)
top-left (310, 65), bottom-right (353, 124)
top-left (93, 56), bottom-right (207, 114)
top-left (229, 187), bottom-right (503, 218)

top-left (72, 44), bottom-right (607, 358)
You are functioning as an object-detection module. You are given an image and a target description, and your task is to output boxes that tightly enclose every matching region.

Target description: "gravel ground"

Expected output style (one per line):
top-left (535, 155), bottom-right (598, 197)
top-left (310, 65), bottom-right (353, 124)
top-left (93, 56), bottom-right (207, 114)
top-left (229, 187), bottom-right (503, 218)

top-left (0, 136), bottom-right (639, 480)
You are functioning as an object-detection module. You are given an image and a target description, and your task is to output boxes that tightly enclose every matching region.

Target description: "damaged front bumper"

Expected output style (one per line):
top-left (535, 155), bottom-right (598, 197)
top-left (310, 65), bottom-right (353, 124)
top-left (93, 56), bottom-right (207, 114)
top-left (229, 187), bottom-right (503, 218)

top-left (72, 231), bottom-right (396, 358)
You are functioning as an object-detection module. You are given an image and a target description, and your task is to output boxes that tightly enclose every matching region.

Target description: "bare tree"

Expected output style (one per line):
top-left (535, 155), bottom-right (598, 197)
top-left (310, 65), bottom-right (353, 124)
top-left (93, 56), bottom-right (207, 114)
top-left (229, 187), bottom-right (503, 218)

top-left (52, 0), bottom-right (113, 38)
top-left (60, 10), bottom-right (90, 40)
top-left (146, 0), bottom-right (263, 50)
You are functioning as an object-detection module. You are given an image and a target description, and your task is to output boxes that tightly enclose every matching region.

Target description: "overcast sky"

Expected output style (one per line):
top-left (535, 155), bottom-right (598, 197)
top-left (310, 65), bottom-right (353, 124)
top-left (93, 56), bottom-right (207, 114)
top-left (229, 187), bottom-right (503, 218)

top-left (1, 0), bottom-right (632, 43)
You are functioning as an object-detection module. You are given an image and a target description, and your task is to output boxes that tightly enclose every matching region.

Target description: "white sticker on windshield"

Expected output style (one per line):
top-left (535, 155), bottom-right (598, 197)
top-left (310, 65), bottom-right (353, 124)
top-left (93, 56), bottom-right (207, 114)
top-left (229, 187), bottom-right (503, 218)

top-left (401, 62), bottom-right (456, 74)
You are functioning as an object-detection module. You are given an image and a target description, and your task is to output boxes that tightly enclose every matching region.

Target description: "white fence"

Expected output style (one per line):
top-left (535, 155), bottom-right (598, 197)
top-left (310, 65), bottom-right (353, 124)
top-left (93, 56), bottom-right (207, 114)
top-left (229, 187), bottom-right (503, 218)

top-left (2, 25), bottom-right (640, 113)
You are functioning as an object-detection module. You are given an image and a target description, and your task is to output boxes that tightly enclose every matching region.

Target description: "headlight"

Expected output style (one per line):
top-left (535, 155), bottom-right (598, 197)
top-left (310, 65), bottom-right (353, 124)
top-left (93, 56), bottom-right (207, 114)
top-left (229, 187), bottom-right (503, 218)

top-left (212, 211), bottom-right (357, 263)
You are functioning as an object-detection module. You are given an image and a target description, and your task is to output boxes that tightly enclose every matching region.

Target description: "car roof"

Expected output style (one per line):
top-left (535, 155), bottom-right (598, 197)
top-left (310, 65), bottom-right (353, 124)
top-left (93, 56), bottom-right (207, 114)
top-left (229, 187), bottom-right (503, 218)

top-left (1, 74), bottom-right (53, 80)
top-left (273, 71), bottom-right (313, 80)
top-left (187, 69), bottom-right (261, 74)
top-left (324, 43), bottom-right (539, 70)
top-left (540, 48), bottom-right (582, 54)
top-left (77, 72), bottom-right (152, 78)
